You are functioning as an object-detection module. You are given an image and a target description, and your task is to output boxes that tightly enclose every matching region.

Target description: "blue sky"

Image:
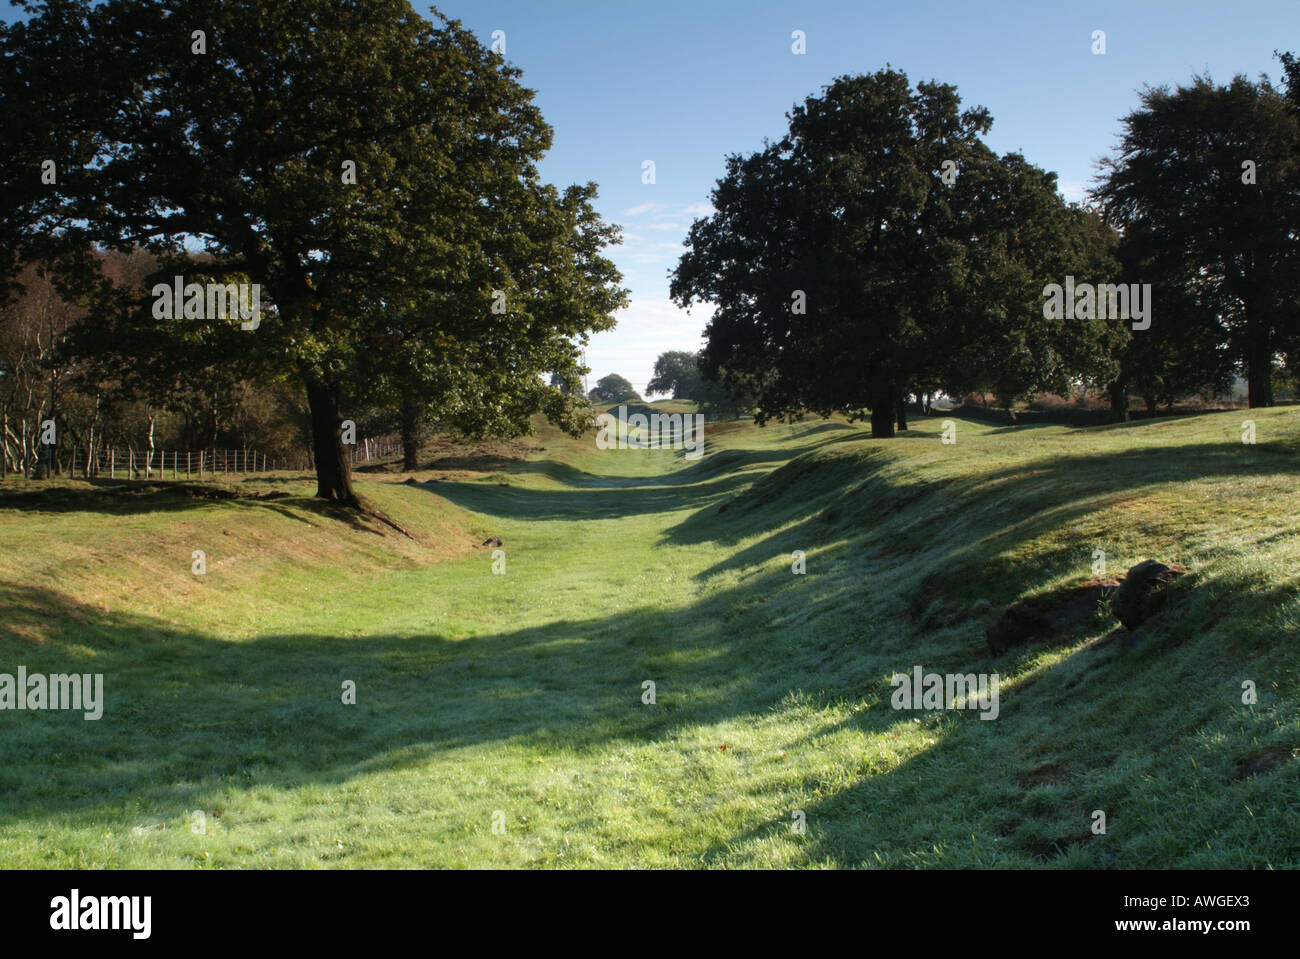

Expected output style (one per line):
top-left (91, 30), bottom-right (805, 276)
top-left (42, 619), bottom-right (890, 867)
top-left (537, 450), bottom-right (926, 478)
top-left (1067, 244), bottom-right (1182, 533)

top-left (7, 0), bottom-right (1298, 394)
top-left (439, 0), bottom-right (1298, 394)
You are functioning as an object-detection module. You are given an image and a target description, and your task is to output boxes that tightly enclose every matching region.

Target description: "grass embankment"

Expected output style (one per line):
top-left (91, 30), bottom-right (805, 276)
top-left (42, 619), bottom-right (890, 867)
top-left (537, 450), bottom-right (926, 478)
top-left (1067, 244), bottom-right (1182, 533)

top-left (0, 406), bottom-right (1296, 867)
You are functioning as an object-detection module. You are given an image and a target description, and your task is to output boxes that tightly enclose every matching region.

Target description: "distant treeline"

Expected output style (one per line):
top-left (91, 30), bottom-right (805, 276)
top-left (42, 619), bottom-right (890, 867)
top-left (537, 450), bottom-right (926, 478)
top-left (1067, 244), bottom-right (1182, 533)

top-left (671, 62), bottom-right (1300, 437)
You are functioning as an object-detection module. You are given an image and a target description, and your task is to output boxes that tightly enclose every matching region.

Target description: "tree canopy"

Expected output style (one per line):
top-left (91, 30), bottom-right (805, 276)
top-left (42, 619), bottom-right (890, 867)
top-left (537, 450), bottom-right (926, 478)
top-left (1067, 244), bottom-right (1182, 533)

top-left (3, 0), bottom-right (626, 502)
top-left (646, 351), bottom-right (704, 399)
top-left (1094, 65), bottom-right (1300, 408)
top-left (671, 69), bottom-right (1122, 437)
top-left (588, 373), bottom-right (640, 404)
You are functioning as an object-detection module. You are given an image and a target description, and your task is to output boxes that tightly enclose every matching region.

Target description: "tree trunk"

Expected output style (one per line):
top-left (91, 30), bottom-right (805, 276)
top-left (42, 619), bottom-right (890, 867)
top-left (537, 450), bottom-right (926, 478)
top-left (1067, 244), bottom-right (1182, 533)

top-left (205, 405), bottom-right (219, 477)
top-left (1246, 327), bottom-right (1274, 408)
top-left (870, 381), bottom-right (896, 438)
top-left (87, 393), bottom-right (100, 479)
top-left (895, 392), bottom-right (908, 431)
top-left (306, 379), bottom-right (358, 505)
top-left (400, 398), bottom-right (421, 471)
top-left (35, 398), bottom-right (49, 479)
top-left (1109, 380), bottom-right (1129, 423)
top-left (146, 413), bottom-right (155, 478)
top-left (50, 366), bottom-right (60, 477)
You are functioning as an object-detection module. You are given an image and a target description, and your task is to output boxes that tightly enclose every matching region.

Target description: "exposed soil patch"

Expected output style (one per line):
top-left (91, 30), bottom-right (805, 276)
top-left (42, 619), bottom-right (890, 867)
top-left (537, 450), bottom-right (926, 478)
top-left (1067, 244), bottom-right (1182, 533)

top-left (1231, 745), bottom-right (1295, 781)
top-left (986, 579), bottom-right (1118, 654)
top-left (1017, 761), bottom-right (1067, 789)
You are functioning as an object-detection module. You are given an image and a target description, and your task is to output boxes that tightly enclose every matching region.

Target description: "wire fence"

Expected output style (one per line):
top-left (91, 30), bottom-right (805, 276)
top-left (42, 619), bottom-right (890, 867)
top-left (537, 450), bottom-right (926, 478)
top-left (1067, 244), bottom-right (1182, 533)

top-left (2, 432), bottom-right (403, 481)
top-left (349, 433), bottom-right (400, 464)
top-left (72, 446), bottom-right (276, 480)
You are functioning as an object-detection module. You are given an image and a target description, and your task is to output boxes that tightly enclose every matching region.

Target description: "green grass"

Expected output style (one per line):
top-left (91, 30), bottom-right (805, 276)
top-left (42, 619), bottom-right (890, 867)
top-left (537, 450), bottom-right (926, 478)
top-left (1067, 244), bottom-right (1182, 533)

top-left (0, 406), bottom-right (1297, 868)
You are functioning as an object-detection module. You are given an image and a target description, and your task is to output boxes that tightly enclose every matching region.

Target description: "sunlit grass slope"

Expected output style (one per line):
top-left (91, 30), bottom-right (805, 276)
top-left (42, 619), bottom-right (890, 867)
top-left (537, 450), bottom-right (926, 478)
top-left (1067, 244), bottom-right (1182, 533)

top-left (0, 404), bottom-right (1296, 867)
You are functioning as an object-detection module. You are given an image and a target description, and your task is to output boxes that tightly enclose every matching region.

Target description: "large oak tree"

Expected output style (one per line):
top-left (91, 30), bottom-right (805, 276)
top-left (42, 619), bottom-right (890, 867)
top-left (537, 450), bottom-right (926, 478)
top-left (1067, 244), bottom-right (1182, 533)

top-left (671, 69), bottom-right (1120, 437)
top-left (3, 0), bottom-right (625, 504)
top-left (1095, 68), bottom-right (1300, 408)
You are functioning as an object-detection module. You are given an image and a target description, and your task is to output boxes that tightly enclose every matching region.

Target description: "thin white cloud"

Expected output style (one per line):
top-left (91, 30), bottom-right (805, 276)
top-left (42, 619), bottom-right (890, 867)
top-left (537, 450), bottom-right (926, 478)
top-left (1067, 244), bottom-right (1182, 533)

top-left (681, 202), bottom-right (715, 217)
top-left (1058, 179), bottom-right (1087, 203)
top-left (617, 235), bottom-right (684, 266)
top-left (621, 201), bottom-right (714, 223)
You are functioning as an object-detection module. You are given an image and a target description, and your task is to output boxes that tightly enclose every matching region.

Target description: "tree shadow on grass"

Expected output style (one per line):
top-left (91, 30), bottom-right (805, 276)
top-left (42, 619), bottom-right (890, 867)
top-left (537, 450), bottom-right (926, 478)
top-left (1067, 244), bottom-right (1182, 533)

top-left (0, 481), bottom-right (404, 537)
top-left (3, 525), bottom-right (1090, 836)
top-left (664, 437), bottom-right (1300, 592)
top-left (694, 576), bottom-right (1300, 868)
top-left (0, 540), bottom-right (1293, 865)
top-left (422, 430), bottom-right (849, 523)
top-left (0, 570), bottom-right (873, 829)
top-left (427, 470), bottom-right (759, 522)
